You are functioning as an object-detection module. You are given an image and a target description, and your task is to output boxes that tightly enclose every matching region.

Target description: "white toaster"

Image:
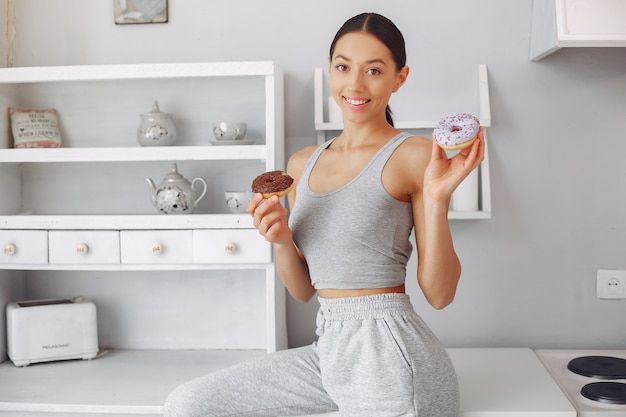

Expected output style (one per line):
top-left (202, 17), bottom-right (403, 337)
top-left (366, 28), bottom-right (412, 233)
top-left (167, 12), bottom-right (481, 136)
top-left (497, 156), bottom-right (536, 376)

top-left (6, 296), bottom-right (98, 367)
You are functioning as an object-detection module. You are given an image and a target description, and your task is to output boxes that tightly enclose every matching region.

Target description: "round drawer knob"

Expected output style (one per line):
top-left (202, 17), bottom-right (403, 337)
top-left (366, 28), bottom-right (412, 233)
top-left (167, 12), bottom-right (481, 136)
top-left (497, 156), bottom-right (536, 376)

top-left (224, 242), bottom-right (237, 254)
top-left (3, 243), bottom-right (17, 257)
top-left (151, 243), bottom-right (164, 255)
top-left (76, 243), bottom-right (90, 255)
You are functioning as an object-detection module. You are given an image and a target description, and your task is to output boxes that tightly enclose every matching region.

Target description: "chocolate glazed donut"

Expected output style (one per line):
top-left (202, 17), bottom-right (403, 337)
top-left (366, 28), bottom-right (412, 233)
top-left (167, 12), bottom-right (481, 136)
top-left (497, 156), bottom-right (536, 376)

top-left (251, 170), bottom-right (294, 198)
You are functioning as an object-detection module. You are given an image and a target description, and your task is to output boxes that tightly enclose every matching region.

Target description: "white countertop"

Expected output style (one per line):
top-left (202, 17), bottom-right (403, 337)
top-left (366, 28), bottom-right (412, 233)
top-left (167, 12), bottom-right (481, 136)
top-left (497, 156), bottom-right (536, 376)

top-left (449, 348), bottom-right (576, 416)
top-left (0, 348), bottom-right (576, 416)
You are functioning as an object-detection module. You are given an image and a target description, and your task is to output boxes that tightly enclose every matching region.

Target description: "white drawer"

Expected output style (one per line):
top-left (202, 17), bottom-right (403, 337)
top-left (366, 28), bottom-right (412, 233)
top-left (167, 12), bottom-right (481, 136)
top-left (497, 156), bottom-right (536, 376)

top-left (193, 229), bottom-right (271, 264)
top-left (49, 231), bottom-right (120, 264)
top-left (120, 230), bottom-right (193, 264)
top-left (0, 230), bottom-right (48, 264)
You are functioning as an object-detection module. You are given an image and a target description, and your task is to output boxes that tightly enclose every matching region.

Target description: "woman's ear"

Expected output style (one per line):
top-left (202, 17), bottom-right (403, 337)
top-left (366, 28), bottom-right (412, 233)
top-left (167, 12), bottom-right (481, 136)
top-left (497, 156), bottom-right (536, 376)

top-left (393, 66), bottom-right (410, 92)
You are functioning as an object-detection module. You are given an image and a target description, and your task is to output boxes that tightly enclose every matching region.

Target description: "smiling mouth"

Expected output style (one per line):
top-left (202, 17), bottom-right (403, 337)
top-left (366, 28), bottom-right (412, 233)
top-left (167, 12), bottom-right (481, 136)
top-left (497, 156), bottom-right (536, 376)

top-left (344, 97), bottom-right (370, 106)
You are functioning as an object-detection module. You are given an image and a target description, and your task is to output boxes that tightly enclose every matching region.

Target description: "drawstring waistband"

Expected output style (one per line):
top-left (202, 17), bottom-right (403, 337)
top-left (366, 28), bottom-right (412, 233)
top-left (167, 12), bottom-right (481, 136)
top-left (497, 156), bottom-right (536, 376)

top-left (317, 293), bottom-right (412, 321)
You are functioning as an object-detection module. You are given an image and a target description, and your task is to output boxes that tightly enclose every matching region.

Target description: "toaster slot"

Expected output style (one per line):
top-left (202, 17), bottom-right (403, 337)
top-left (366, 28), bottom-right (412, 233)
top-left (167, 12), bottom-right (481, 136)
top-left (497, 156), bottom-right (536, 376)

top-left (17, 298), bottom-right (73, 308)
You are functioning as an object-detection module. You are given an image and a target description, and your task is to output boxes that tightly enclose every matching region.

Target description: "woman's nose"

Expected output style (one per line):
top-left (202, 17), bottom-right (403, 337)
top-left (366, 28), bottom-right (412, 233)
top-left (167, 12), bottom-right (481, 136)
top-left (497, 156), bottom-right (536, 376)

top-left (348, 71), bottom-right (365, 91)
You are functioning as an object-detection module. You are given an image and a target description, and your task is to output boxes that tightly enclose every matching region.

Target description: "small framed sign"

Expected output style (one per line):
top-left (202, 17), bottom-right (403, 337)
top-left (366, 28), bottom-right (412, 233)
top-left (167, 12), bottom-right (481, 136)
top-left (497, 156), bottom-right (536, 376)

top-left (9, 108), bottom-right (63, 148)
top-left (115, 0), bottom-right (168, 24)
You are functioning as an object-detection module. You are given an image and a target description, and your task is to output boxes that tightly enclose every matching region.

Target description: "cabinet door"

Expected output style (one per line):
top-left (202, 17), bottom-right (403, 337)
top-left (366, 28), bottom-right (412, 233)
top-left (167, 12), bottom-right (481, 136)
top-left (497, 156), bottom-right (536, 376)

top-left (561, 0), bottom-right (626, 36)
top-left (49, 231), bottom-right (120, 264)
top-left (120, 230), bottom-right (193, 264)
top-left (0, 230), bottom-right (48, 264)
top-left (193, 229), bottom-right (271, 264)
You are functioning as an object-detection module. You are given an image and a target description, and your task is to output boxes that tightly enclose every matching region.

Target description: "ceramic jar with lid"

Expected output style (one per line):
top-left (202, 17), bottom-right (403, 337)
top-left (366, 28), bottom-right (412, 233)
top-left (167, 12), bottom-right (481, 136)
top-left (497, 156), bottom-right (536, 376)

top-left (137, 100), bottom-right (177, 146)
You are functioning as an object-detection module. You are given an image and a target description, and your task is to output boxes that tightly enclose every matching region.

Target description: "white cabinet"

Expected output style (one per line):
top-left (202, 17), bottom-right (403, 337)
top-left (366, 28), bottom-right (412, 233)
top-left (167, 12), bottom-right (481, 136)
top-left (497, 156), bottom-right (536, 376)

top-left (314, 64), bottom-right (492, 220)
top-left (193, 229), bottom-right (271, 264)
top-left (0, 61), bottom-right (286, 415)
top-left (0, 230), bottom-right (48, 264)
top-left (120, 230), bottom-right (193, 264)
top-left (530, 0), bottom-right (626, 60)
top-left (49, 230), bottom-right (121, 264)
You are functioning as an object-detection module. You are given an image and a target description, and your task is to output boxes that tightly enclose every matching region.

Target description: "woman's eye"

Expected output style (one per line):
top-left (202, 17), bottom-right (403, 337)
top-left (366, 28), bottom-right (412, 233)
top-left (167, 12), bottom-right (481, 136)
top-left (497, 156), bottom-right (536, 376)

top-left (336, 64), bottom-right (347, 72)
top-left (367, 68), bottom-right (381, 76)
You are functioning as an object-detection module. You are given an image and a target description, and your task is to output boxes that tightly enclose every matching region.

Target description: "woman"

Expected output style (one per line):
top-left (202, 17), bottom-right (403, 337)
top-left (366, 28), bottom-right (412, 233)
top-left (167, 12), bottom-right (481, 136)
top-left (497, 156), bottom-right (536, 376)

top-left (165, 12), bottom-right (483, 417)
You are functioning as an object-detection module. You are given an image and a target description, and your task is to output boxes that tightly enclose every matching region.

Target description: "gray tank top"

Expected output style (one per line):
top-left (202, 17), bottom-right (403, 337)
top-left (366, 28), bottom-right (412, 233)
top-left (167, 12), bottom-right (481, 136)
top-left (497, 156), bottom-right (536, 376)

top-left (289, 132), bottom-right (414, 290)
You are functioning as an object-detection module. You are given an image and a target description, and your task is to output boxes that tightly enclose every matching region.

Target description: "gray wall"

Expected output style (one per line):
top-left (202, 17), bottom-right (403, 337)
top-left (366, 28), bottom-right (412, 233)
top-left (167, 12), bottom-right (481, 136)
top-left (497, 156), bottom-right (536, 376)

top-left (4, 0), bottom-right (626, 349)
top-left (0, 1), bottom-right (6, 66)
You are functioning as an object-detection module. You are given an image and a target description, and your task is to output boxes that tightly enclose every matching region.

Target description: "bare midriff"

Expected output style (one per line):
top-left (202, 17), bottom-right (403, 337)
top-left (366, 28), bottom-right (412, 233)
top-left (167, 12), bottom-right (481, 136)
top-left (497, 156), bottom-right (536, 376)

top-left (317, 284), bottom-right (405, 299)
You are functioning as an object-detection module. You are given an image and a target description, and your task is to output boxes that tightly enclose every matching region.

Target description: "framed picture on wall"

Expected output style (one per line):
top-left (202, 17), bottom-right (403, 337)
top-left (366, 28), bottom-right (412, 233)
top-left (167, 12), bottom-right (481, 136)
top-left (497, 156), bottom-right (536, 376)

top-left (115, 0), bottom-right (168, 24)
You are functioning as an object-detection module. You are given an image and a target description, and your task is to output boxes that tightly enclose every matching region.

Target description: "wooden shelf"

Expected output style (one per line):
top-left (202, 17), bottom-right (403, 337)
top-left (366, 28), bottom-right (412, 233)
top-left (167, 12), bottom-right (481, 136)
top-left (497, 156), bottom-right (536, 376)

top-left (315, 120), bottom-right (440, 131)
top-left (0, 61), bottom-right (287, 374)
top-left (314, 64), bottom-right (492, 136)
top-left (313, 65), bottom-right (492, 220)
top-left (0, 145), bottom-right (267, 163)
top-left (0, 61), bottom-right (279, 84)
top-left (0, 214), bottom-right (254, 230)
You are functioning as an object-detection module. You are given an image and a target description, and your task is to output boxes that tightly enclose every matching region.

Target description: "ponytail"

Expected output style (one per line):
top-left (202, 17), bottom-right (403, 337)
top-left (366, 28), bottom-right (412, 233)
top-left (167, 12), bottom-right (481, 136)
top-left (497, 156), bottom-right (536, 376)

top-left (385, 105), bottom-right (394, 127)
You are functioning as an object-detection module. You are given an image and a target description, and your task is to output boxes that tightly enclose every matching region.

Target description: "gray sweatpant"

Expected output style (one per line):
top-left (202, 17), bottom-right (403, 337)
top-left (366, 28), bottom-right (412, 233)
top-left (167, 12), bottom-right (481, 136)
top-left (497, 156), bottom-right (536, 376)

top-left (164, 294), bottom-right (459, 417)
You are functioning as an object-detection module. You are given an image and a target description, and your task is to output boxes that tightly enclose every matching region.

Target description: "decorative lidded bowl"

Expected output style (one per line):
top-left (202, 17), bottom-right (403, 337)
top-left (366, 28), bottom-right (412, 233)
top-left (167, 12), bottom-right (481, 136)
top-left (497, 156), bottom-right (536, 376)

top-left (137, 100), bottom-right (177, 146)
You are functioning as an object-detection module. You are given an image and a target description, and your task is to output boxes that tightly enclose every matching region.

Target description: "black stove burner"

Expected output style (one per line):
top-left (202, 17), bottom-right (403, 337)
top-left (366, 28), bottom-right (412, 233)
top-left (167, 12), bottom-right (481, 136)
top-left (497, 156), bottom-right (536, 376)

top-left (581, 382), bottom-right (626, 405)
top-left (568, 356), bottom-right (626, 379)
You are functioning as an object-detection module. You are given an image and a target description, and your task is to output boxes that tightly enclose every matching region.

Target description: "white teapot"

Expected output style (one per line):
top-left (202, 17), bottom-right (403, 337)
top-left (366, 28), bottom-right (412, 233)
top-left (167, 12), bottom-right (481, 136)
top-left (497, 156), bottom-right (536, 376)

top-left (146, 163), bottom-right (207, 214)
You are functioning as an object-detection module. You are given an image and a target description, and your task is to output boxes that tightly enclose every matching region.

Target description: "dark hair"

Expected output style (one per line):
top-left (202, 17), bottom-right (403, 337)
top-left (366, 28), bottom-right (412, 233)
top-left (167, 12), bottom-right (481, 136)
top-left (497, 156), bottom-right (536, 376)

top-left (329, 13), bottom-right (407, 127)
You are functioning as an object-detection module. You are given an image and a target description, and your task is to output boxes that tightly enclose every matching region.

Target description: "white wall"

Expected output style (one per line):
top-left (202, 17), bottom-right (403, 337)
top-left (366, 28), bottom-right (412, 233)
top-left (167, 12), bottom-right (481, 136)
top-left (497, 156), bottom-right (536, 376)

top-left (0, 0), bottom-right (7, 66)
top-left (4, 0), bottom-right (626, 349)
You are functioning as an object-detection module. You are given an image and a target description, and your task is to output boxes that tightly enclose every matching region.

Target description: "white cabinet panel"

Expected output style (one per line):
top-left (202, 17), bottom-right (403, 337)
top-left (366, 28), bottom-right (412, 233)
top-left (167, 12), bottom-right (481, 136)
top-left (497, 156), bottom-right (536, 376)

top-left (193, 229), bottom-right (271, 264)
top-left (0, 230), bottom-right (48, 264)
top-left (530, 0), bottom-right (626, 60)
top-left (120, 230), bottom-right (193, 264)
top-left (0, 61), bottom-right (287, 413)
top-left (49, 230), bottom-right (120, 264)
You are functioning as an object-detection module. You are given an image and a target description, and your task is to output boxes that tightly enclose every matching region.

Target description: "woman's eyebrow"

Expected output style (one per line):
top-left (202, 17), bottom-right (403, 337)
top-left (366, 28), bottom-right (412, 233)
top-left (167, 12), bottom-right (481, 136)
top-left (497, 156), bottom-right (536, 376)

top-left (332, 55), bottom-right (388, 66)
top-left (333, 54), bottom-right (351, 61)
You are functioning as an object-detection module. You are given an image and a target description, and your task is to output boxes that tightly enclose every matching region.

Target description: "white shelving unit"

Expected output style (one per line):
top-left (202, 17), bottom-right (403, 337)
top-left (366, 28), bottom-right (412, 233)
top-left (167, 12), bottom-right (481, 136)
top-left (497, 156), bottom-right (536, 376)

top-left (530, 0), bottom-right (626, 60)
top-left (0, 61), bottom-right (287, 416)
top-left (313, 64), bottom-right (492, 220)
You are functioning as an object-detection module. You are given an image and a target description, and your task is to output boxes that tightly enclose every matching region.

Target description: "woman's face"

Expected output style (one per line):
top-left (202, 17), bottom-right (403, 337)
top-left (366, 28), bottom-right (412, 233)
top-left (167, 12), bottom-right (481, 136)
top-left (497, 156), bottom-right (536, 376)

top-left (329, 32), bottom-right (407, 125)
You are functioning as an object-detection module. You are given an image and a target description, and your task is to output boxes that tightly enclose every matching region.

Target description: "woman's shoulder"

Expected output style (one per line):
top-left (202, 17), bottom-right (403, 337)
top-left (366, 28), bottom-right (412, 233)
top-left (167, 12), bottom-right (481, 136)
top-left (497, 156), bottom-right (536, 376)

top-left (392, 134), bottom-right (432, 175)
top-left (400, 133), bottom-right (431, 147)
top-left (286, 144), bottom-right (319, 178)
top-left (290, 144), bottom-right (319, 163)
top-left (397, 134), bottom-right (432, 160)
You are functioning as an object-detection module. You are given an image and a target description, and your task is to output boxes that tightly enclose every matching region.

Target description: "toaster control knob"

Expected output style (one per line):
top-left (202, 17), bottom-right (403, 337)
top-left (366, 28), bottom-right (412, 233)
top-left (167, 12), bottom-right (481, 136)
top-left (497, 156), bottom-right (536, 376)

top-left (151, 243), bottom-right (164, 255)
top-left (76, 243), bottom-right (89, 255)
top-left (3, 243), bottom-right (16, 256)
top-left (224, 242), bottom-right (236, 254)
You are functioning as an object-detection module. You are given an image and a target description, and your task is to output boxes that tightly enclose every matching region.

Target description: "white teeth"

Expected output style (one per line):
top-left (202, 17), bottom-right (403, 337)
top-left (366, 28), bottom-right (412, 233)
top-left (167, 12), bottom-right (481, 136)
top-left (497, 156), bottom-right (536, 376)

top-left (345, 98), bottom-right (368, 105)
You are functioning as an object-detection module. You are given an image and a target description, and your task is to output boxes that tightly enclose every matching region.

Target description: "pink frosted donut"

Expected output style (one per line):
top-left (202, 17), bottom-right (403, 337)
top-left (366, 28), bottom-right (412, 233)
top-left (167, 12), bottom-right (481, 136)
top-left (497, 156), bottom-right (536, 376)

top-left (433, 113), bottom-right (480, 150)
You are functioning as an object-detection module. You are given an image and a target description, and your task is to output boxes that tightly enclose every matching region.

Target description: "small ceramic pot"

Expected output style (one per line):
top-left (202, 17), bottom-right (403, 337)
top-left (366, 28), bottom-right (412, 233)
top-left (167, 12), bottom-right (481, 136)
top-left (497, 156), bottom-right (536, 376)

top-left (137, 101), bottom-right (177, 146)
top-left (224, 191), bottom-right (254, 213)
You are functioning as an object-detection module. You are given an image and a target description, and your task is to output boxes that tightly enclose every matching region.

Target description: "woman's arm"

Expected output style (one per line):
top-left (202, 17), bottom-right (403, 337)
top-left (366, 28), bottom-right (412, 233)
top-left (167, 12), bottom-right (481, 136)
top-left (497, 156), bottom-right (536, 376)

top-left (247, 147), bottom-right (317, 303)
top-left (412, 129), bottom-right (484, 309)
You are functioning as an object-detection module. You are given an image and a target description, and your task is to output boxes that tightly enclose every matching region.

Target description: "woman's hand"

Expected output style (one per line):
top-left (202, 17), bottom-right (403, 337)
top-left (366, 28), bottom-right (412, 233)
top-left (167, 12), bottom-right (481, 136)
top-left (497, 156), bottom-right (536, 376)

top-left (423, 127), bottom-right (485, 206)
top-left (246, 193), bottom-right (292, 245)
top-left (247, 192), bottom-right (315, 303)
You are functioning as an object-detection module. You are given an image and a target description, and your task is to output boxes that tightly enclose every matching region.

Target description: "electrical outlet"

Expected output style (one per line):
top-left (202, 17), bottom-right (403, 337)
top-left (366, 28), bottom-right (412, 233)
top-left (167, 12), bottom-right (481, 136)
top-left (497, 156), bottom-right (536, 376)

top-left (597, 270), bottom-right (626, 299)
